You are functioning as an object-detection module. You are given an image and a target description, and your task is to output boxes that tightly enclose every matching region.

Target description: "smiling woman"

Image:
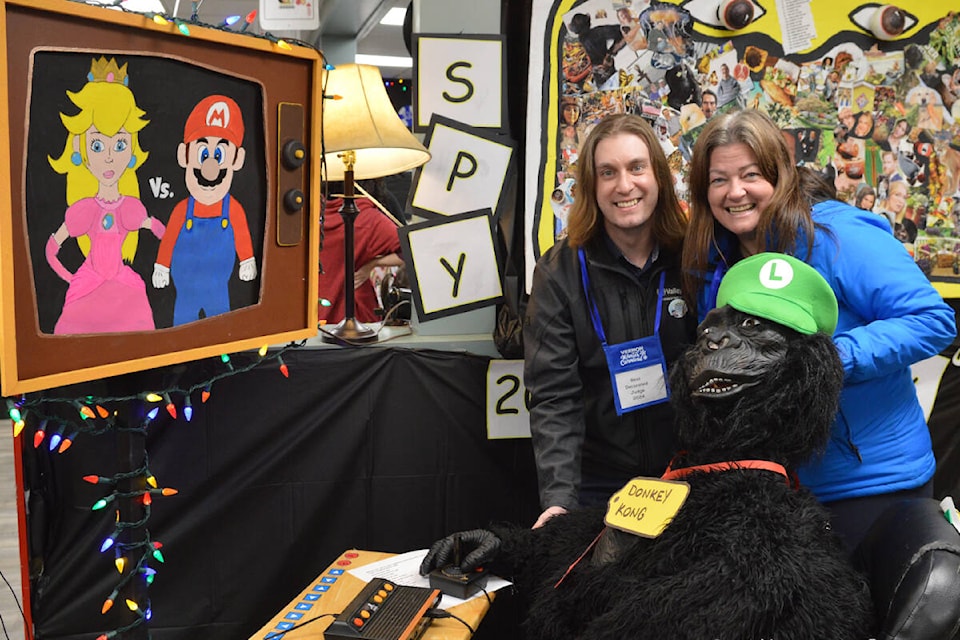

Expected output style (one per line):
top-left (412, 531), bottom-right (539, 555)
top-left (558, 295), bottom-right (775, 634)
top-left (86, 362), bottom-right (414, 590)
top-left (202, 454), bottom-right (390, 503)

top-left (681, 108), bottom-right (957, 555)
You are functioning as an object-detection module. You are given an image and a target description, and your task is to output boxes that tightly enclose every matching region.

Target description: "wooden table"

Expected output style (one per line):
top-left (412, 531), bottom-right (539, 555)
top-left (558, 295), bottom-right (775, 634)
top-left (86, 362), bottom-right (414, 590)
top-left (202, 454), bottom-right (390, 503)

top-left (248, 549), bottom-right (495, 639)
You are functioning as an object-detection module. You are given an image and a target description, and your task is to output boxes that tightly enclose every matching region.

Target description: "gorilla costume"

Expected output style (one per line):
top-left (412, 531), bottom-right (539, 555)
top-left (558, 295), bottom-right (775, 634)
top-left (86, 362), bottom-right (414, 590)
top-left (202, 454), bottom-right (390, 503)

top-left (421, 254), bottom-right (875, 640)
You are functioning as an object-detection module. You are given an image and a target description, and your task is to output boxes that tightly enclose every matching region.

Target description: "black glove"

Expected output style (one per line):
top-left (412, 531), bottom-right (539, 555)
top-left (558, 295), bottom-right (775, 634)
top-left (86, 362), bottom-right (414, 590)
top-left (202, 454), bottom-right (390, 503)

top-left (419, 529), bottom-right (501, 575)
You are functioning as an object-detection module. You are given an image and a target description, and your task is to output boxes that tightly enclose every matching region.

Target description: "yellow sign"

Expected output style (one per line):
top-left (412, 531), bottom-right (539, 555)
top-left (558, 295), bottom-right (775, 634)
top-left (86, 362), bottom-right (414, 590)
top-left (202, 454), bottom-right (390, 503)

top-left (604, 477), bottom-right (690, 538)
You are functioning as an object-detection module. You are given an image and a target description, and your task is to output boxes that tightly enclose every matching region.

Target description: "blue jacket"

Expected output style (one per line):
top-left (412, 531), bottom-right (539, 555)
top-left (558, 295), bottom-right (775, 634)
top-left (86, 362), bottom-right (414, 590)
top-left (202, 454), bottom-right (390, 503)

top-left (699, 199), bottom-right (957, 502)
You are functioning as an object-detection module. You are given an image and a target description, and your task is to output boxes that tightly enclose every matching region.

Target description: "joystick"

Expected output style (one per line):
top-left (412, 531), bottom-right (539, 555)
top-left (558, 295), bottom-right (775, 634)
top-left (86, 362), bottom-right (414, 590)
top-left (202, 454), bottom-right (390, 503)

top-left (428, 534), bottom-right (489, 599)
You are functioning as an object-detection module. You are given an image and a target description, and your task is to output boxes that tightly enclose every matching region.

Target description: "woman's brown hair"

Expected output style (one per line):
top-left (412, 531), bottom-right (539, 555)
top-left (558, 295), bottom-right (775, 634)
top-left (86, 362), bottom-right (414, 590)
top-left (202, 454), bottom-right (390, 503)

top-left (681, 109), bottom-right (817, 303)
top-left (566, 114), bottom-right (687, 253)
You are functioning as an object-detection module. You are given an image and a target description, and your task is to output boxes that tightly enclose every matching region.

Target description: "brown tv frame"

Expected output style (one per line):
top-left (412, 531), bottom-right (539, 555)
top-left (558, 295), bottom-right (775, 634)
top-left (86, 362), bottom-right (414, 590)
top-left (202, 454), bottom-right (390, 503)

top-left (0, 0), bottom-right (323, 395)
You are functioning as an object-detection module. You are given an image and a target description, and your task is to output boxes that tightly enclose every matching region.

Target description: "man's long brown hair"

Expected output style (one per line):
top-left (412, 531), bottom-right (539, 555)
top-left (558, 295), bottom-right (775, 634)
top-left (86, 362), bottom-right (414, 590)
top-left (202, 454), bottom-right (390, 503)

top-left (566, 114), bottom-right (687, 254)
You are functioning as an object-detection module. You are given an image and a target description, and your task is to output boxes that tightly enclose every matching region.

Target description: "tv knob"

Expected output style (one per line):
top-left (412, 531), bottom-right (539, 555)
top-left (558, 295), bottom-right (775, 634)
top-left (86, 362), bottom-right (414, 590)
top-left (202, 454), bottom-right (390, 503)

top-left (282, 139), bottom-right (307, 170)
top-left (283, 189), bottom-right (305, 213)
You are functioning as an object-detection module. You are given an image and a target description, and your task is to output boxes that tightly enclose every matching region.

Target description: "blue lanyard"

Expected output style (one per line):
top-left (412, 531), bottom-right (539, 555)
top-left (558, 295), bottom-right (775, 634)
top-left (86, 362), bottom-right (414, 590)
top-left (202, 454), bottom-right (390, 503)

top-left (707, 261), bottom-right (727, 312)
top-left (578, 247), bottom-right (664, 348)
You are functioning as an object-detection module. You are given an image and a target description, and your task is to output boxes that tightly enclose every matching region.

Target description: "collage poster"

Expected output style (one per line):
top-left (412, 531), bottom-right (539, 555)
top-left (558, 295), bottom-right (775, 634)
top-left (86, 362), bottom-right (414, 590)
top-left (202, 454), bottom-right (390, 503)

top-left (525, 0), bottom-right (960, 288)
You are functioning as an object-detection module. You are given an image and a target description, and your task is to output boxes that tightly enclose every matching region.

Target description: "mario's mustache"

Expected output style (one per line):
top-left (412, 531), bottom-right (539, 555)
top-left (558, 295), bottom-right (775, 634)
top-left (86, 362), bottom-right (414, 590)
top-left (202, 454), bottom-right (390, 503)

top-left (193, 167), bottom-right (227, 188)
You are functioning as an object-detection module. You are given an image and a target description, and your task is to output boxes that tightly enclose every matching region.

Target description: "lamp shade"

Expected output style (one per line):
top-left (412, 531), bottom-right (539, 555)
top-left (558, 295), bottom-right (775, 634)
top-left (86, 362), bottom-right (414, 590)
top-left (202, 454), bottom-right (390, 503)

top-left (322, 63), bottom-right (430, 180)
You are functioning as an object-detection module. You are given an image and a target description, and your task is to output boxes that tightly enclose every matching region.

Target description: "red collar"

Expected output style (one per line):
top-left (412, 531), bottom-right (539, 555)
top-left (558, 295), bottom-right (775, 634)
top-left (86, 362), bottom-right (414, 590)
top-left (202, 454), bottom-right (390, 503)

top-left (661, 459), bottom-right (795, 489)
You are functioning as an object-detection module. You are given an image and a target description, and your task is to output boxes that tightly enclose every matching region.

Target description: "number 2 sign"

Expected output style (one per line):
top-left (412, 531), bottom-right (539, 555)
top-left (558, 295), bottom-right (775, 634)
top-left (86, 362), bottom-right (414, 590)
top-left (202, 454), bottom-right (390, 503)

top-left (486, 359), bottom-right (531, 439)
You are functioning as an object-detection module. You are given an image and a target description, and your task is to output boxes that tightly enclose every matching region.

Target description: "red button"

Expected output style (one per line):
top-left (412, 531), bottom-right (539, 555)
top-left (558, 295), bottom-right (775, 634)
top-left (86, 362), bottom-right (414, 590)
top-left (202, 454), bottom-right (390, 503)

top-left (344, 552), bottom-right (359, 559)
top-left (337, 560), bottom-right (352, 566)
top-left (353, 618), bottom-right (364, 627)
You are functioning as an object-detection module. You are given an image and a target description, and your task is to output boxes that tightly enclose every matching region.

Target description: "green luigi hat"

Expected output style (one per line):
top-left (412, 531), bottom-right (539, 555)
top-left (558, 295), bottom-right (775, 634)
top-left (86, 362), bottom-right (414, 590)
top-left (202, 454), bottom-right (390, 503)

top-left (717, 253), bottom-right (838, 335)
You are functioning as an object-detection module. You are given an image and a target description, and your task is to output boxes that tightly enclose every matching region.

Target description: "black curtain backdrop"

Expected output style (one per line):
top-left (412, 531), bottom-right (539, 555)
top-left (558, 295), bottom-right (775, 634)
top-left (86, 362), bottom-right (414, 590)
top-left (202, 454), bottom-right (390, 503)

top-left (24, 347), bottom-right (540, 640)
top-left (22, 302), bottom-right (960, 639)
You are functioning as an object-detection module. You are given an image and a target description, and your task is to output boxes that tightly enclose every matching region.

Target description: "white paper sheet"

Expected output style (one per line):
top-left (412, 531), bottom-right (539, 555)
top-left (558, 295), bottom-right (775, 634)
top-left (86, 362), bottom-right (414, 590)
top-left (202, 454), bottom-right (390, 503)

top-left (348, 549), bottom-right (513, 610)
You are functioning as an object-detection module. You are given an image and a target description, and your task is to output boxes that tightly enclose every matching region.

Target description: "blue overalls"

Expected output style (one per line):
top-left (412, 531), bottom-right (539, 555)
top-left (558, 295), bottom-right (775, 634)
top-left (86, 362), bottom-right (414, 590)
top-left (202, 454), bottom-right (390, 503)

top-left (171, 196), bottom-right (236, 326)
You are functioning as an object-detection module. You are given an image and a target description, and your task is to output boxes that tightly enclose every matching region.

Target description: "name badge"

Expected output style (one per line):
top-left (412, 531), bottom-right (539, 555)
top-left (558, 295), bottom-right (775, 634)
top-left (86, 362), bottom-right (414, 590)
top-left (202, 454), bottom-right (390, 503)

top-left (604, 477), bottom-right (690, 538)
top-left (603, 334), bottom-right (670, 415)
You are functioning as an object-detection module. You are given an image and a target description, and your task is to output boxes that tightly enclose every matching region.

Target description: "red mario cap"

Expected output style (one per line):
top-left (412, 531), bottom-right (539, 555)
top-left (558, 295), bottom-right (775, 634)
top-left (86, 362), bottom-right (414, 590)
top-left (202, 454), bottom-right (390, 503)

top-left (183, 95), bottom-right (244, 147)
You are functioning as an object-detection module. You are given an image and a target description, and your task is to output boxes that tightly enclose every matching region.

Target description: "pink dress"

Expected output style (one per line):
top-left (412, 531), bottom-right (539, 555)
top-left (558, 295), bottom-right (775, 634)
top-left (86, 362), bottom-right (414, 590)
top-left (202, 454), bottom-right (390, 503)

top-left (50, 196), bottom-right (163, 334)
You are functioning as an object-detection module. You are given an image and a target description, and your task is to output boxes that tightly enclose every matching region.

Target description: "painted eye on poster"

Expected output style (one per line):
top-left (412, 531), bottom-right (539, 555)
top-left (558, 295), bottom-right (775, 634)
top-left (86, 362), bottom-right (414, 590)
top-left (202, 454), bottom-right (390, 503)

top-left (716, 0), bottom-right (755, 30)
top-left (682, 0), bottom-right (765, 31)
top-left (849, 4), bottom-right (917, 40)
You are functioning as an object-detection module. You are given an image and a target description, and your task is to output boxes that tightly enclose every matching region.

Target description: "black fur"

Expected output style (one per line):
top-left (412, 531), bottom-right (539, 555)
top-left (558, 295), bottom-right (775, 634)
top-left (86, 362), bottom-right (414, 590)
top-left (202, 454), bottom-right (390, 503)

top-left (487, 307), bottom-right (875, 640)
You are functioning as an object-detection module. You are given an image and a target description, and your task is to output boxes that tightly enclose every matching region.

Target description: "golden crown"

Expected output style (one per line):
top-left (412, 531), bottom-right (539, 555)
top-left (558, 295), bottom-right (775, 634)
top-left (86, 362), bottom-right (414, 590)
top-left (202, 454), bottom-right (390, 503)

top-left (87, 57), bottom-right (128, 86)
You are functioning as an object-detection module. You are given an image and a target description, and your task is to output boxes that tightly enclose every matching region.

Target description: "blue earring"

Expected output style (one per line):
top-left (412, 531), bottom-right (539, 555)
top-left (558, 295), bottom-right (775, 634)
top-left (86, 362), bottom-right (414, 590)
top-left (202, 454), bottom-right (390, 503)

top-left (70, 151), bottom-right (82, 166)
top-left (128, 155), bottom-right (137, 169)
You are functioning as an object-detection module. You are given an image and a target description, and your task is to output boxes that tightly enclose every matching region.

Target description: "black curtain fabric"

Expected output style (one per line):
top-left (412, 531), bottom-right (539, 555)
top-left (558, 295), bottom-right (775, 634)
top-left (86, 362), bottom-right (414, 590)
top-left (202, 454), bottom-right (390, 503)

top-left (22, 302), bottom-right (960, 639)
top-left (24, 347), bottom-right (540, 639)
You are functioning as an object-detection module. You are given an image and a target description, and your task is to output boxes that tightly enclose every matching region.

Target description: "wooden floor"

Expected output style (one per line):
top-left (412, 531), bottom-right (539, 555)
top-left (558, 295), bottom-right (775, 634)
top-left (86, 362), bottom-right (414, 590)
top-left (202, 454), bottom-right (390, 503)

top-left (0, 425), bottom-right (26, 640)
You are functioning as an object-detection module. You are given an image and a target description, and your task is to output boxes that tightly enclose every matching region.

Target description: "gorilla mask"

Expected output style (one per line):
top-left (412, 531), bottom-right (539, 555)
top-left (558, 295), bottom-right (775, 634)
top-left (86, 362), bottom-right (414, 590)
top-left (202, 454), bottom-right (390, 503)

top-left (670, 305), bottom-right (843, 469)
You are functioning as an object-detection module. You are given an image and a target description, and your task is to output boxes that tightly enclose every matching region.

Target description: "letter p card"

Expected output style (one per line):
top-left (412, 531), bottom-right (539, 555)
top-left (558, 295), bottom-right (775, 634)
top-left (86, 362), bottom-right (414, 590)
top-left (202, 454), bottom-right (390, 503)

top-left (399, 210), bottom-right (503, 321)
top-left (408, 115), bottom-right (516, 221)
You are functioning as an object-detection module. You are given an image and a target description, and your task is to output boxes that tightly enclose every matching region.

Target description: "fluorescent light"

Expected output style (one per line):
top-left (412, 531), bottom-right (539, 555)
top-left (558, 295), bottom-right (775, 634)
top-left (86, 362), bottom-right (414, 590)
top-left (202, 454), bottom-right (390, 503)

top-left (355, 54), bottom-right (413, 68)
top-left (380, 7), bottom-right (407, 26)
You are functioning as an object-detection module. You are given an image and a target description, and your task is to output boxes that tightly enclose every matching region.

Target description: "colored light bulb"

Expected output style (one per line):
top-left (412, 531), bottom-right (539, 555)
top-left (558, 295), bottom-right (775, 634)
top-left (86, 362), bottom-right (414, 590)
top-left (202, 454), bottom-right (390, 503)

top-left (100, 535), bottom-right (116, 552)
top-left (58, 431), bottom-right (77, 453)
top-left (5, 400), bottom-right (21, 423)
top-left (74, 401), bottom-right (95, 420)
top-left (163, 393), bottom-right (176, 419)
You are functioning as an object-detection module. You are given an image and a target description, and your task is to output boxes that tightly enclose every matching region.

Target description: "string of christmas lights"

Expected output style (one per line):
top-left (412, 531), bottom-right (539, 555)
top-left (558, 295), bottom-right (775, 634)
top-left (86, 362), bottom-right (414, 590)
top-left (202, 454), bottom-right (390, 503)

top-left (69, 0), bottom-right (318, 53)
top-left (6, 342), bottom-right (303, 445)
top-left (5, 341), bottom-right (304, 639)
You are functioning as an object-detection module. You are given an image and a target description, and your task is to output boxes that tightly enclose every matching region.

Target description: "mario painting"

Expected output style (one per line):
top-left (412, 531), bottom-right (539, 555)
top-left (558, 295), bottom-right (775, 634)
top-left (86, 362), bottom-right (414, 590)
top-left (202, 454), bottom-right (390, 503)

top-left (152, 94), bottom-right (257, 326)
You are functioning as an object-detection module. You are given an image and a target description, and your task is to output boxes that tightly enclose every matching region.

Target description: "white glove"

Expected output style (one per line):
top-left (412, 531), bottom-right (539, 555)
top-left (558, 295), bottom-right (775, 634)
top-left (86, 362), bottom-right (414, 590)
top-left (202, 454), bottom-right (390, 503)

top-left (152, 263), bottom-right (170, 288)
top-left (239, 257), bottom-right (257, 281)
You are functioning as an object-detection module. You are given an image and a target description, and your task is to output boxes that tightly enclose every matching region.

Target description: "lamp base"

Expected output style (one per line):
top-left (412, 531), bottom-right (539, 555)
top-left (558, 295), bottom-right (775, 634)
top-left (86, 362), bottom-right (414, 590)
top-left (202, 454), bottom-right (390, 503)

top-left (321, 317), bottom-right (379, 344)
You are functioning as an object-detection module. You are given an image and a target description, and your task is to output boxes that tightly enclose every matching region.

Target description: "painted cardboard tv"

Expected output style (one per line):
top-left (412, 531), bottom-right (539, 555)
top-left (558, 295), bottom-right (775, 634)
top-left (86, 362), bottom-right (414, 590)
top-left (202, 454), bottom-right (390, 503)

top-left (0, 0), bottom-right (322, 394)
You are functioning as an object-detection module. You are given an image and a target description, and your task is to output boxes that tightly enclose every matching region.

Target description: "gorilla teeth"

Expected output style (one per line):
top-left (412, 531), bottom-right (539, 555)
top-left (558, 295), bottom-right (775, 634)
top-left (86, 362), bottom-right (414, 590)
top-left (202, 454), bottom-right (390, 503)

top-left (697, 377), bottom-right (738, 393)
